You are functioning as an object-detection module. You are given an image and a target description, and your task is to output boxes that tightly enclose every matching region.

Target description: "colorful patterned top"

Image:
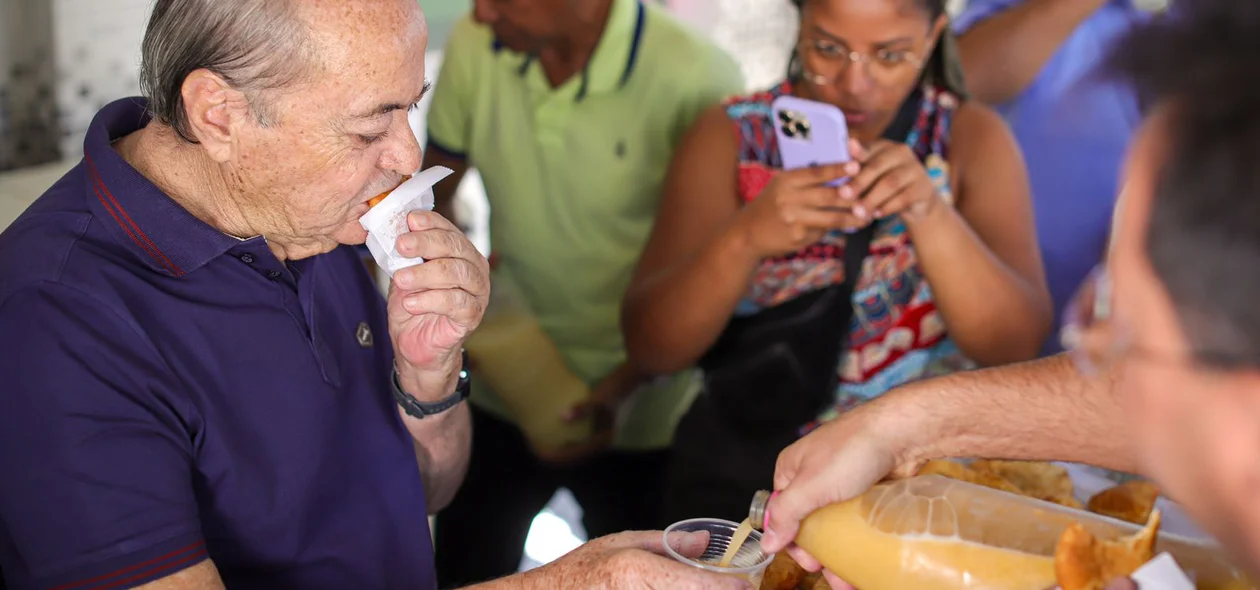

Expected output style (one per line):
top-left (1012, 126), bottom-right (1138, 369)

top-left (724, 81), bottom-right (976, 432)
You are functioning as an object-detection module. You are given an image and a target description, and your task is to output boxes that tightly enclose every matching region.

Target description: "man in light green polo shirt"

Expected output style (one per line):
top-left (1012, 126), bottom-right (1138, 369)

top-left (423, 0), bottom-right (742, 585)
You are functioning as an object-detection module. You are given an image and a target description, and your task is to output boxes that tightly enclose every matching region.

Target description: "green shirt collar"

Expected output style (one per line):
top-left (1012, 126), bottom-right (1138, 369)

top-left (493, 0), bottom-right (646, 102)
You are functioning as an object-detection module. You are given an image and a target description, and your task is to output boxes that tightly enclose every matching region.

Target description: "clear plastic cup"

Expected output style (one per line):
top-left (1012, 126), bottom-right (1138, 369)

top-left (662, 518), bottom-right (774, 586)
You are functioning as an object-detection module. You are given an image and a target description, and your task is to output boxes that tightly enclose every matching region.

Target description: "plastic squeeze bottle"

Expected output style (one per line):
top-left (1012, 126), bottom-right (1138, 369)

top-left (747, 477), bottom-right (1254, 590)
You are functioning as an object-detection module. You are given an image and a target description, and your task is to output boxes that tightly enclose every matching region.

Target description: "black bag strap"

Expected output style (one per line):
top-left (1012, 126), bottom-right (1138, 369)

top-left (883, 86), bottom-right (924, 147)
top-left (830, 86), bottom-right (925, 362)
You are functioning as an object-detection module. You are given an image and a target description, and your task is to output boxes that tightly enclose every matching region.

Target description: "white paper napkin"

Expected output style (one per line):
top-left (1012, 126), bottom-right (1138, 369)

top-left (1131, 553), bottom-right (1196, 590)
top-left (359, 166), bottom-right (454, 277)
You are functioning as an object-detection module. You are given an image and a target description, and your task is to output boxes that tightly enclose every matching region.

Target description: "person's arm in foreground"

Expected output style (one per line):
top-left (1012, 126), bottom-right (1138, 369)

top-left (956, 0), bottom-right (1109, 105)
top-left (760, 354), bottom-right (1137, 559)
top-left (465, 531), bottom-right (751, 590)
top-left (128, 532), bottom-right (754, 589)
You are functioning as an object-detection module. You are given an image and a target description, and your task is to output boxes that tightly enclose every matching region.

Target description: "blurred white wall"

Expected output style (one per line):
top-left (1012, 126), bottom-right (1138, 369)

top-left (0, 0), bottom-right (59, 170)
top-left (48, 0), bottom-right (151, 160)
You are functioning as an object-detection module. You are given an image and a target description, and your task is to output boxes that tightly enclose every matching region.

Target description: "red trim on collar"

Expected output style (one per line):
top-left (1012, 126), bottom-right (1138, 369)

top-left (85, 154), bottom-right (186, 277)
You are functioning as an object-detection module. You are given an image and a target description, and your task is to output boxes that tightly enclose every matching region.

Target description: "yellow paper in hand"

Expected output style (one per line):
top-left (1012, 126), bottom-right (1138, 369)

top-left (465, 267), bottom-right (593, 452)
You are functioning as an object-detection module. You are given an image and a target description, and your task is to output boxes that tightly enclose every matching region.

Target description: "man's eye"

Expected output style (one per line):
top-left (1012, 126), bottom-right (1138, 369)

top-left (358, 132), bottom-right (387, 145)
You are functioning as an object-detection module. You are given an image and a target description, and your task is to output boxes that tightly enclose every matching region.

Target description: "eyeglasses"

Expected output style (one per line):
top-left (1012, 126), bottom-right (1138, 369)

top-left (798, 37), bottom-right (926, 87)
top-left (1060, 265), bottom-right (1252, 376)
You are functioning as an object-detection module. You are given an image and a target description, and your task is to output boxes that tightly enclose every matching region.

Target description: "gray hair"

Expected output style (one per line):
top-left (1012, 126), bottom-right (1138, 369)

top-left (139, 0), bottom-right (313, 143)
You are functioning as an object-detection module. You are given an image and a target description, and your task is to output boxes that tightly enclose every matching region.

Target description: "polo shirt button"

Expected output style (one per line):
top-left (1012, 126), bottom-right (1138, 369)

top-left (239, 253), bottom-right (255, 264)
top-left (267, 270), bottom-right (283, 280)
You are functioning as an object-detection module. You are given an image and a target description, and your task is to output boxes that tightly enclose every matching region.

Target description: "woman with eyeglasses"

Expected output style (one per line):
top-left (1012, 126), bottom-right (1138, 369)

top-left (623, 0), bottom-right (1053, 523)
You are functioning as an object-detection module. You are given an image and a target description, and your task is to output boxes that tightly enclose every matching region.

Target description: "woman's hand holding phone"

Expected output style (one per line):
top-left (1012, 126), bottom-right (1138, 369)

top-left (840, 139), bottom-right (945, 225)
top-left (730, 161), bottom-right (870, 259)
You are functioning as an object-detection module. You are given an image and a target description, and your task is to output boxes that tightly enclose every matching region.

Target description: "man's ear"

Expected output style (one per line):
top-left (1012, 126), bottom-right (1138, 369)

top-left (179, 69), bottom-right (254, 162)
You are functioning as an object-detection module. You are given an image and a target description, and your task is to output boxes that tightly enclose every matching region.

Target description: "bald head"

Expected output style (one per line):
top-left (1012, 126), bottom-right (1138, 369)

top-left (140, 0), bottom-right (427, 143)
top-left (296, 0), bottom-right (429, 119)
top-left (298, 0), bottom-right (427, 74)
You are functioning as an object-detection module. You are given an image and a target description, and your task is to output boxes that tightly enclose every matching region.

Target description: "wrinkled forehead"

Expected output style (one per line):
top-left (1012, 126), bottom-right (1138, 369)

top-left (277, 0), bottom-right (428, 121)
top-left (292, 0), bottom-right (429, 102)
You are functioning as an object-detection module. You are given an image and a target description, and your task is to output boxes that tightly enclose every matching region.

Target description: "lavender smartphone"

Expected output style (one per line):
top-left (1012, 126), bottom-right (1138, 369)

top-left (771, 95), bottom-right (852, 187)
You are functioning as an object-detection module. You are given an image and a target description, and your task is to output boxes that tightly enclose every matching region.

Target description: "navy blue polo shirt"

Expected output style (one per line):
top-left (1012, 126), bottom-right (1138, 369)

top-left (0, 99), bottom-right (436, 590)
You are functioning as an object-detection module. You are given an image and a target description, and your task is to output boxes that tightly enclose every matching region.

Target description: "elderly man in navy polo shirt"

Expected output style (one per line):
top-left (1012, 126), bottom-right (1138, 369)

top-left (0, 1), bottom-right (747, 590)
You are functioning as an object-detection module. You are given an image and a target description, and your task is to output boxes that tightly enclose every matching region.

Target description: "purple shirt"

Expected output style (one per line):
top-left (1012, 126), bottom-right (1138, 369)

top-left (0, 99), bottom-right (436, 590)
top-left (955, 0), bottom-right (1145, 355)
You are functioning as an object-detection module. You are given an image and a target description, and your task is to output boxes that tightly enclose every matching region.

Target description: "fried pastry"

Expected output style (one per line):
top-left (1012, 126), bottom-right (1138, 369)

top-left (759, 553), bottom-right (805, 590)
top-left (1088, 480), bottom-right (1161, 525)
top-left (1055, 509), bottom-right (1162, 590)
top-left (367, 175), bottom-right (412, 208)
top-left (972, 460), bottom-right (1081, 509)
top-left (917, 459), bottom-right (1025, 495)
top-left (804, 572), bottom-right (831, 590)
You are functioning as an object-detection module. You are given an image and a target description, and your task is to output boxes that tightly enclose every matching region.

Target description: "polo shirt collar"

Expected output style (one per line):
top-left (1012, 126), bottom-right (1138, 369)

top-left (497, 0), bottom-right (646, 102)
top-left (83, 98), bottom-right (253, 278)
top-left (578, 0), bottom-right (645, 99)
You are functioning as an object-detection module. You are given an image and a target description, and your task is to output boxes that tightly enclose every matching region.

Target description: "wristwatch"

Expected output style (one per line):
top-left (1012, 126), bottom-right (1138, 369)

top-left (392, 350), bottom-right (471, 419)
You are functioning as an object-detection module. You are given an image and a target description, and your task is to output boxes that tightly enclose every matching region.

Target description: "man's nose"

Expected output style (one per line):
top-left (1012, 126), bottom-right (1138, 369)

top-left (383, 119), bottom-right (423, 176)
top-left (472, 0), bottom-right (498, 25)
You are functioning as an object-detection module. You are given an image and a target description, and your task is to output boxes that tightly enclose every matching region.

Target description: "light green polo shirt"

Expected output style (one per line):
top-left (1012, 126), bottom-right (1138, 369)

top-left (427, 0), bottom-right (743, 450)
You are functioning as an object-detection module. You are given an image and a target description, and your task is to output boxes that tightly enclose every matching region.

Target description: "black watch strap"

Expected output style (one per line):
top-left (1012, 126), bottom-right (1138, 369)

top-left (392, 350), bottom-right (470, 419)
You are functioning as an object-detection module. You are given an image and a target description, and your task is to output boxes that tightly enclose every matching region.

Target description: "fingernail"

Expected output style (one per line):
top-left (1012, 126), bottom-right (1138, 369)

top-left (844, 162), bottom-right (859, 174)
top-left (762, 530), bottom-right (778, 550)
top-left (839, 187), bottom-right (854, 200)
top-left (403, 295), bottom-right (419, 313)
top-left (394, 270), bottom-right (413, 290)
top-left (854, 205), bottom-right (867, 219)
top-left (873, 209), bottom-right (883, 218)
top-left (398, 234), bottom-right (416, 253)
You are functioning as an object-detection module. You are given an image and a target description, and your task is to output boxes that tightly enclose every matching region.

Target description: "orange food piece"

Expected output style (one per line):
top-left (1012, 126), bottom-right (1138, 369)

top-left (1055, 509), bottom-right (1161, 590)
top-left (1088, 480), bottom-right (1161, 525)
top-left (759, 554), bottom-right (805, 590)
top-left (972, 460), bottom-right (1082, 509)
top-left (917, 459), bottom-right (1025, 496)
top-left (368, 175), bottom-right (412, 208)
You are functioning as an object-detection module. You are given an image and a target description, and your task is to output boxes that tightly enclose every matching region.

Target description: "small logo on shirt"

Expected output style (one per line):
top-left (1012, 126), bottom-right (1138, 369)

top-left (356, 322), bottom-right (374, 348)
